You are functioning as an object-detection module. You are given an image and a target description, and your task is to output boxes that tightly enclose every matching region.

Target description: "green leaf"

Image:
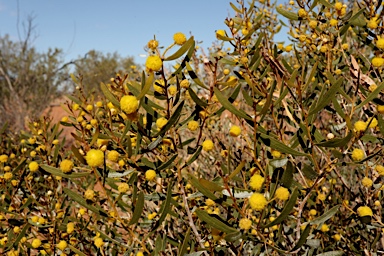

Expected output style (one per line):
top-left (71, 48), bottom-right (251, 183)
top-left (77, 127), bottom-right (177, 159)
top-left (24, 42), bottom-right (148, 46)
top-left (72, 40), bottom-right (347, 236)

top-left (188, 174), bottom-right (218, 200)
top-left (187, 87), bottom-right (208, 107)
top-left (229, 2), bottom-right (242, 13)
top-left (310, 205), bottom-right (340, 225)
top-left (281, 161), bottom-right (294, 188)
top-left (137, 72), bottom-right (154, 100)
top-left (186, 62), bottom-right (207, 89)
top-left (195, 209), bottom-right (237, 234)
top-left (276, 6), bottom-right (299, 20)
top-left (316, 251), bottom-right (344, 256)
top-left (263, 187), bottom-right (298, 228)
top-left (185, 146), bottom-right (202, 166)
top-left (41, 164), bottom-right (90, 179)
top-left (63, 188), bottom-right (107, 215)
top-left (129, 191), bottom-right (144, 225)
top-left (259, 134), bottom-right (308, 156)
top-left (228, 161), bottom-right (245, 180)
top-left (178, 227), bottom-right (191, 256)
top-left (68, 245), bottom-right (87, 256)
top-left (148, 135), bottom-right (163, 151)
top-left (291, 224), bottom-right (311, 251)
top-left (100, 82), bottom-right (120, 108)
top-left (158, 154), bottom-right (178, 171)
top-left (71, 145), bottom-right (86, 165)
top-left (356, 81), bottom-right (384, 109)
top-left (318, 0), bottom-right (332, 8)
top-left (152, 182), bottom-right (173, 230)
top-left (199, 178), bottom-right (223, 192)
top-left (315, 133), bottom-right (352, 148)
top-left (165, 36), bottom-right (194, 61)
top-left (155, 101), bottom-right (185, 137)
top-left (214, 87), bottom-right (252, 120)
top-left (308, 77), bottom-right (342, 116)
top-left (302, 164), bottom-right (318, 179)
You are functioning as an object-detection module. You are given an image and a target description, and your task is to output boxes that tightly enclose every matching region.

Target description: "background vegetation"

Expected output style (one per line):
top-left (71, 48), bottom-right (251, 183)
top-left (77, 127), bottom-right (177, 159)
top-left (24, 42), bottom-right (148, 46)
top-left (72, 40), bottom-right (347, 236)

top-left (1, 0), bottom-right (384, 255)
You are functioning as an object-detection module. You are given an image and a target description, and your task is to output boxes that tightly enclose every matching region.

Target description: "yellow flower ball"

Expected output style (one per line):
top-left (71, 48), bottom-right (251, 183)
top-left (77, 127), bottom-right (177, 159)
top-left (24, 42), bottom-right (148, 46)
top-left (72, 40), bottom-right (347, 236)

top-left (94, 237), bottom-right (104, 248)
top-left (118, 183), bottom-right (129, 193)
top-left (271, 150), bottom-right (282, 158)
top-left (168, 86), bottom-right (177, 96)
top-left (180, 79), bottom-right (190, 88)
top-left (147, 39), bottom-right (159, 50)
top-left (375, 165), bottom-right (384, 176)
top-left (368, 117), bottom-right (378, 128)
top-left (239, 218), bottom-right (252, 230)
top-left (249, 174), bottom-right (265, 191)
top-left (351, 148), bottom-right (365, 161)
top-left (29, 161), bottom-right (39, 172)
top-left (56, 240), bottom-right (67, 251)
top-left (136, 252), bottom-right (144, 256)
top-left (187, 120), bottom-right (199, 131)
top-left (107, 150), bottom-right (119, 162)
top-left (120, 95), bottom-right (139, 114)
top-left (376, 38), bottom-right (384, 49)
top-left (334, 2), bottom-right (343, 11)
top-left (216, 29), bottom-right (226, 39)
top-left (362, 177), bottom-right (373, 188)
top-left (317, 193), bottom-right (326, 201)
top-left (145, 169), bottom-right (156, 181)
top-left (202, 139), bottom-right (214, 152)
top-left (309, 209), bottom-right (317, 216)
top-left (298, 8), bottom-right (307, 18)
top-left (4, 172), bottom-right (12, 181)
top-left (173, 32), bottom-right (187, 45)
top-left (249, 192), bottom-right (267, 211)
top-left (329, 19), bottom-right (338, 27)
top-left (0, 154), bottom-right (8, 163)
top-left (85, 149), bottom-right (104, 167)
top-left (357, 206), bottom-right (373, 217)
top-left (333, 233), bottom-right (341, 241)
top-left (60, 159), bottom-right (74, 173)
top-left (229, 125), bottom-right (241, 137)
top-left (342, 43), bottom-right (349, 50)
top-left (285, 45), bottom-right (292, 52)
top-left (145, 55), bottom-right (163, 72)
top-left (275, 187), bottom-right (290, 201)
top-left (156, 117), bottom-right (168, 129)
top-left (84, 189), bottom-right (95, 200)
top-left (372, 57), bottom-right (384, 67)
top-left (67, 222), bottom-right (75, 234)
top-left (367, 19), bottom-right (378, 29)
top-left (309, 20), bottom-right (317, 29)
top-left (320, 224), bottom-right (329, 232)
top-left (354, 120), bottom-right (367, 132)
top-left (378, 105), bottom-right (384, 114)
top-left (32, 238), bottom-right (42, 248)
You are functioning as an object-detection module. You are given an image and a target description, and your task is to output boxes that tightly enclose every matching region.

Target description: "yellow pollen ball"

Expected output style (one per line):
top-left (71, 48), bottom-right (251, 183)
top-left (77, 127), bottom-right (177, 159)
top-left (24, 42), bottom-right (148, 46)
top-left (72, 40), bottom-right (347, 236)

top-left (351, 148), bottom-right (365, 161)
top-left (156, 117), bottom-right (168, 129)
top-left (173, 32), bottom-right (187, 45)
top-left (375, 165), bottom-right (384, 176)
top-left (372, 57), bottom-right (384, 67)
top-left (60, 159), bottom-right (74, 173)
top-left (249, 174), bottom-right (265, 191)
top-left (107, 150), bottom-right (119, 162)
top-left (145, 55), bottom-right (163, 72)
top-left (56, 240), bottom-right (67, 251)
top-left (120, 95), bottom-right (139, 114)
top-left (29, 161), bottom-right (39, 172)
top-left (239, 218), bottom-right (252, 230)
top-left (354, 120), bottom-right (367, 132)
top-left (249, 193), bottom-right (267, 211)
top-left (118, 183), bottom-right (129, 193)
top-left (187, 120), bottom-right (199, 131)
top-left (32, 238), bottom-right (42, 248)
top-left (376, 38), bottom-right (384, 49)
top-left (202, 139), bottom-right (214, 152)
top-left (94, 237), bottom-right (104, 248)
top-left (85, 149), bottom-right (104, 167)
top-left (84, 189), bottom-right (95, 200)
top-left (298, 8), bottom-right (307, 18)
top-left (362, 177), bottom-right (373, 188)
top-left (229, 125), bottom-right (241, 137)
top-left (275, 187), bottom-right (290, 201)
top-left (357, 206), bottom-right (373, 217)
top-left (145, 170), bottom-right (156, 181)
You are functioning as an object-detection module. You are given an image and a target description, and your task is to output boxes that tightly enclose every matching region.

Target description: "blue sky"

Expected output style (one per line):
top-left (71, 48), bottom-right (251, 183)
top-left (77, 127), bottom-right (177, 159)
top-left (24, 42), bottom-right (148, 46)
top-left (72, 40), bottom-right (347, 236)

top-left (0, 0), bottom-right (288, 66)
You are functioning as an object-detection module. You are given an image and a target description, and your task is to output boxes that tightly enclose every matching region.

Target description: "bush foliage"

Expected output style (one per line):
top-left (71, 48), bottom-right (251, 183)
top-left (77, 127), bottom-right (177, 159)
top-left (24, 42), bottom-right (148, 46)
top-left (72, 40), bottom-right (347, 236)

top-left (1, 0), bottom-right (384, 255)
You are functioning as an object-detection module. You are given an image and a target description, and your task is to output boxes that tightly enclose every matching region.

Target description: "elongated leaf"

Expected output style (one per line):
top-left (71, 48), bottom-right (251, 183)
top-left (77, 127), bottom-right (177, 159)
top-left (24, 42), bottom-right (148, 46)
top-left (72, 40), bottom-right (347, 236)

top-left (165, 36), bottom-right (194, 61)
top-left (263, 187), bottom-right (298, 228)
top-left (259, 134), bottom-right (308, 156)
top-left (100, 82), bottom-right (120, 107)
top-left (68, 245), bottom-right (87, 256)
top-left (158, 154), bottom-right (178, 171)
top-left (6, 223), bottom-right (31, 251)
top-left (185, 146), bottom-right (202, 166)
top-left (276, 6), bottom-right (299, 20)
top-left (309, 77), bottom-right (342, 116)
top-left (188, 87), bottom-right (208, 107)
top-left (152, 182), bottom-right (173, 230)
top-left (281, 161), bottom-right (294, 188)
top-left (291, 224), bottom-right (311, 251)
top-left (155, 101), bottom-right (185, 137)
top-left (137, 72), bottom-right (154, 100)
top-left (188, 174), bottom-right (217, 200)
top-left (186, 62), bottom-right (207, 89)
top-left (356, 81), bottom-right (384, 109)
top-left (228, 161), bottom-right (245, 180)
top-left (214, 87), bottom-right (252, 120)
top-left (302, 164), bottom-right (318, 179)
top-left (310, 205), bottom-right (340, 225)
top-left (199, 178), bottom-right (223, 192)
top-left (195, 209), bottom-right (237, 234)
top-left (229, 2), bottom-right (242, 12)
top-left (148, 135), bottom-right (163, 151)
top-left (178, 227), bottom-right (191, 256)
top-left (315, 133), bottom-right (352, 148)
top-left (71, 145), bottom-right (86, 164)
top-left (41, 164), bottom-right (90, 179)
top-left (63, 188), bottom-right (107, 215)
top-left (129, 191), bottom-right (144, 225)
top-left (316, 251), bottom-right (344, 256)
